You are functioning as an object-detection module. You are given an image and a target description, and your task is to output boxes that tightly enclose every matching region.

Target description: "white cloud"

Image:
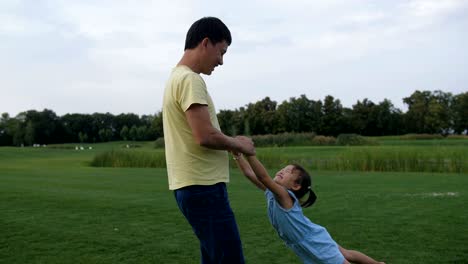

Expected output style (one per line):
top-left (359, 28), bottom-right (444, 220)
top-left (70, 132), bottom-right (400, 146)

top-left (405, 0), bottom-right (467, 18)
top-left (53, 0), bottom-right (192, 38)
top-left (398, 0), bottom-right (468, 30)
top-left (1, 0), bottom-right (467, 116)
top-left (0, 13), bottom-right (55, 35)
top-left (345, 11), bottom-right (387, 24)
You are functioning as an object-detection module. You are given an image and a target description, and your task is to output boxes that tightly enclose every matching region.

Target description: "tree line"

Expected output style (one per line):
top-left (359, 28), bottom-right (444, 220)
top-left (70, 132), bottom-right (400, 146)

top-left (0, 90), bottom-right (466, 146)
top-left (0, 111), bottom-right (163, 146)
top-left (219, 90), bottom-right (467, 137)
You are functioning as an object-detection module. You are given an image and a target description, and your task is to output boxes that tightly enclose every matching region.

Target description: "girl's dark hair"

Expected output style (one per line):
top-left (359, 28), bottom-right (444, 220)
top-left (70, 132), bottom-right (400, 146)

top-left (184, 17), bottom-right (232, 50)
top-left (291, 164), bottom-right (317, 208)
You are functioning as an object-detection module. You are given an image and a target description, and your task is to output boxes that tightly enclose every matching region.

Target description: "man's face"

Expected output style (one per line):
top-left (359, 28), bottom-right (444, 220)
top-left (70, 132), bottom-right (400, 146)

top-left (202, 39), bottom-right (228, 75)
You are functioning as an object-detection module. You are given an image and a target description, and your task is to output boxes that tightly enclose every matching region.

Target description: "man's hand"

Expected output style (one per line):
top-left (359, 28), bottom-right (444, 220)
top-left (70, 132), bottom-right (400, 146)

top-left (235, 136), bottom-right (255, 156)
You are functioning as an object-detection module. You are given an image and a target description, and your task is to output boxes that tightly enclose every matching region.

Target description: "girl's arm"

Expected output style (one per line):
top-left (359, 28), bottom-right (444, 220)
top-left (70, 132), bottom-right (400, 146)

top-left (244, 155), bottom-right (294, 209)
top-left (233, 153), bottom-right (266, 190)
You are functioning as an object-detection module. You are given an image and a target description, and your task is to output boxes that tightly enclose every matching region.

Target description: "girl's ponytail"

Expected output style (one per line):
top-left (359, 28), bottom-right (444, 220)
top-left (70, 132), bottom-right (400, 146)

top-left (290, 164), bottom-right (317, 208)
top-left (300, 188), bottom-right (317, 208)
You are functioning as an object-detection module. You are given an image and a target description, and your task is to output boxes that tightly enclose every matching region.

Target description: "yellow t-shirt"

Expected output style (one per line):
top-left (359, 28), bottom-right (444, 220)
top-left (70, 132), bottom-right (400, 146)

top-left (162, 65), bottom-right (229, 190)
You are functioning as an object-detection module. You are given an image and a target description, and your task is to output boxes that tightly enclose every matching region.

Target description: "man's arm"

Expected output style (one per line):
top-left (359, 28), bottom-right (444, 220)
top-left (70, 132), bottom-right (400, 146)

top-left (185, 104), bottom-right (255, 155)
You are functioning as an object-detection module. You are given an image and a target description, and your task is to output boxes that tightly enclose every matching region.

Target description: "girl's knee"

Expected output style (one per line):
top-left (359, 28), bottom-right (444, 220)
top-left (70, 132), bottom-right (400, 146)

top-left (339, 246), bottom-right (352, 260)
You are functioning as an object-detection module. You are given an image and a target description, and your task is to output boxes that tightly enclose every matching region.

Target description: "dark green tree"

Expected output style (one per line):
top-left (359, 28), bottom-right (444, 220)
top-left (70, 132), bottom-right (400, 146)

top-left (426, 90), bottom-right (453, 134)
top-left (244, 97), bottom-right (278, 135)
top-left (120, 125), bottom-right (129, 140)
top-left (452, 92), bottom-right (468, 134)
top-left (0, 113), bottom-right (13, 146)
top-left (61, 114), bottom-right (94, 142)
top-left (320, 95), bottom-right (345, 136)
top-left (149, 111), bottom-right (164, 139)
top-left (136, 126), bottom-right (148, 140)
top-left (129, 125), bottom-right (138, 141)
top-left (374, 99), bottom-right (404, 135)
top-left (350, 98), bottom-right (376, 135)
top-left (98, 128), bottom-right (113, 142)
top-left (277, 95), bottom-right (323, 133)
top-left (91, 113), bottom-right (115, 142)
top-left (78, 132), bottom-right (88, 143)
top-left (403, 90), bottom-right (453, 134)
top-left (218, 109), bottom-right (237, 136)
top-left (114, 113), bottom-right (141, 138)
top-left (15, 109), bottom-right (62, 145)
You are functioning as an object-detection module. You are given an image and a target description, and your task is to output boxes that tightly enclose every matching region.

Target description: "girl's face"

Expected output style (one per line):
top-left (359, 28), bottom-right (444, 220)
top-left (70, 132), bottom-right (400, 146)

top-left (273, 165), bottom-right (301, 191)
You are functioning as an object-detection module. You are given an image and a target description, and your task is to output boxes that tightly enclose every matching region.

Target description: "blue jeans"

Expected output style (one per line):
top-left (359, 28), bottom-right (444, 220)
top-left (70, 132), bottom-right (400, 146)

top-left (174, 182), bottom-right (245, 264)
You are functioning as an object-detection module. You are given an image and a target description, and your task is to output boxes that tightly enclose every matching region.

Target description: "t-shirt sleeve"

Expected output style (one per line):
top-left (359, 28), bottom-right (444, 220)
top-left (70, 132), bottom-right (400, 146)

top-left (179, 73), bottom-right (208, 112)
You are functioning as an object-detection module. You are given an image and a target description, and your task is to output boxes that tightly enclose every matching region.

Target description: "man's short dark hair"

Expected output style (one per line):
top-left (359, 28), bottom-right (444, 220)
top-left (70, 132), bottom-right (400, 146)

top-left (184, 17), bottom-right (232, 50)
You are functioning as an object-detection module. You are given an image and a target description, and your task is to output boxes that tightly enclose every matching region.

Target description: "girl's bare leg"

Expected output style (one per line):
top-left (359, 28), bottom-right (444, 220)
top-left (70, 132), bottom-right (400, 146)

top-left (339, 245), bottom-right (385, 264)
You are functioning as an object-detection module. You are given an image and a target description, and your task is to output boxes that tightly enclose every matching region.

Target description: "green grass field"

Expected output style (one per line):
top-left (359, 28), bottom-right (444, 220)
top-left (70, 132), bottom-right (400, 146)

top-left (1, 141), bottom-right (468, 263)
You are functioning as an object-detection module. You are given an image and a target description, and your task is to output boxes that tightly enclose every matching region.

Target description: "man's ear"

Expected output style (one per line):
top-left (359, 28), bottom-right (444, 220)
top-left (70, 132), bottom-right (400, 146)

top-left (201, 37), bottom-right (210, 48)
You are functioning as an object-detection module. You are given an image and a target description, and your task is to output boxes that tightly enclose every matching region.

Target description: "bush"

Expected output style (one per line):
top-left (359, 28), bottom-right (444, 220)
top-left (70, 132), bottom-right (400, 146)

top-left (252, 132), bottom-right (316, 147)
top-left (311, 135), bottom-right (336, 146)
top-left (399, 134), bottom-right (444, 140)
top-left (336, 134), bottom-right (378, 146)
top-left (447, 134), bottom-right (468, 139)
top-left (154, 137), bottom-right (165, 148)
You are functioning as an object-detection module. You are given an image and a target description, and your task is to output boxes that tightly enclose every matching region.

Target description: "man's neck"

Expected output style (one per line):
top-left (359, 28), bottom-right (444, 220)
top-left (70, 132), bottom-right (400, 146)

top-left (178, 50), bottom-right (202, 74)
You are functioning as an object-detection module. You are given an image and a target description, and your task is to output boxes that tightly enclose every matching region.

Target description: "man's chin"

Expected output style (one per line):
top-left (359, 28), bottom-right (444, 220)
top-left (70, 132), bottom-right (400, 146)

top-left (203, 70), bottom-right (214, 75)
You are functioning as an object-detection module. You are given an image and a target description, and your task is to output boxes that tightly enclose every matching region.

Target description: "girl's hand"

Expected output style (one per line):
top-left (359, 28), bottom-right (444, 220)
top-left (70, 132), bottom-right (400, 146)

top-left (235, 136), bottom-right (256, 156)
top-left (231, 151), bottom-right (242, 160)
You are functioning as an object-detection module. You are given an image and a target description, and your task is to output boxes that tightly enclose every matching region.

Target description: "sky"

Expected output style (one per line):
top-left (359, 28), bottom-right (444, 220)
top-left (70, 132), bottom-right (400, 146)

top-left (1, 0), bottom-right (467, 117)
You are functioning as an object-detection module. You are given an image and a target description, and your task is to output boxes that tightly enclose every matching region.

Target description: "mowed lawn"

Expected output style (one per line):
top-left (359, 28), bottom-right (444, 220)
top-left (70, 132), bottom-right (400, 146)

top-left (1, 144), bottom-right (467, 263)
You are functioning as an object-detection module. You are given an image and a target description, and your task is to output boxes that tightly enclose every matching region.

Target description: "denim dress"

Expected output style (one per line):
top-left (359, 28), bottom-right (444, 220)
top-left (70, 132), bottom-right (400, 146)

top-left (265, 189), bottom-right (345, 264)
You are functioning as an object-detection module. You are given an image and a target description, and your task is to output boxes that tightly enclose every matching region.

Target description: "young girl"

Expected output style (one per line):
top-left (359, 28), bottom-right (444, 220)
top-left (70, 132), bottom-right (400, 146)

top-left (232, 152), bottom-right (385, 264)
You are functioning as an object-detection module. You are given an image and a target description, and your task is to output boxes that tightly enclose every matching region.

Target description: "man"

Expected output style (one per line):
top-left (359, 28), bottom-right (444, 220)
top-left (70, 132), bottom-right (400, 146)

top-left (162, 17), bottom-right (255, 263)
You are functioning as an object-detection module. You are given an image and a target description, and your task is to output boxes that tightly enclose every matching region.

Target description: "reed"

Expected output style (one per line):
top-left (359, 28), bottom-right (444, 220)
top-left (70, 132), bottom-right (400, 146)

top-left (90, 150), bottom-right (166, 168)
top-left (249, 146), bottom-right (467, 173)
top-left (91, 145), bottom-right (467, 173)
